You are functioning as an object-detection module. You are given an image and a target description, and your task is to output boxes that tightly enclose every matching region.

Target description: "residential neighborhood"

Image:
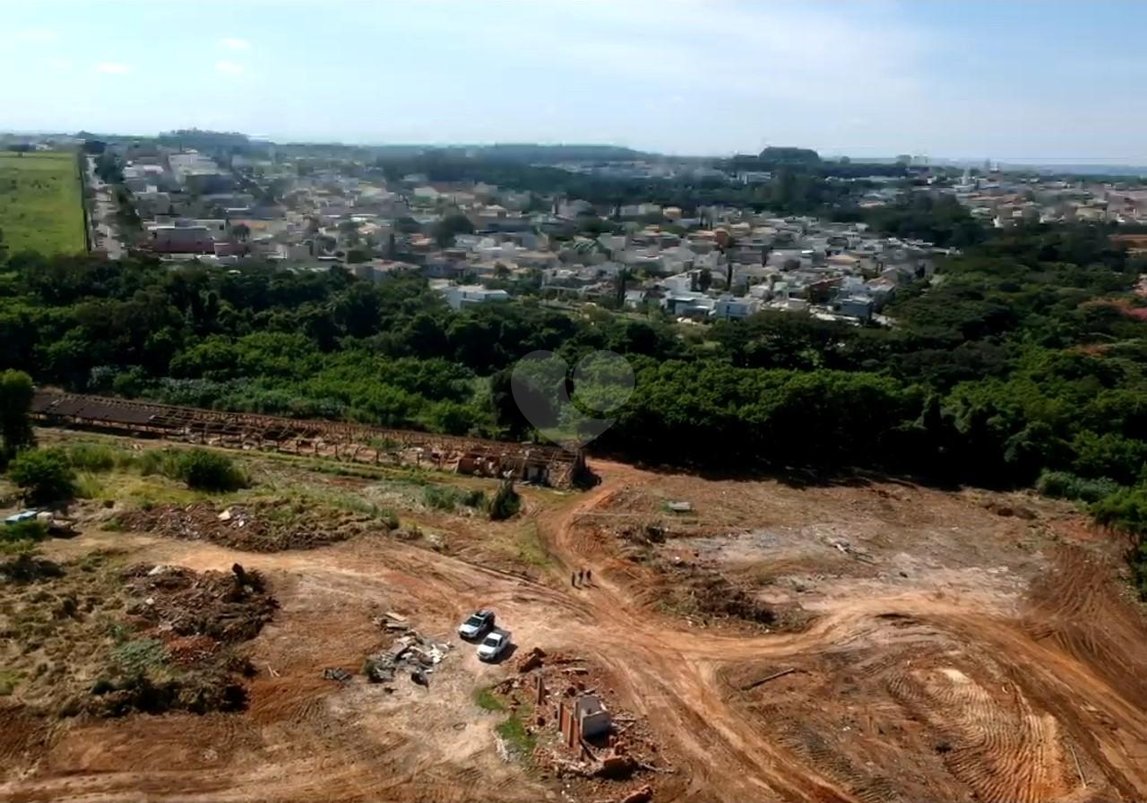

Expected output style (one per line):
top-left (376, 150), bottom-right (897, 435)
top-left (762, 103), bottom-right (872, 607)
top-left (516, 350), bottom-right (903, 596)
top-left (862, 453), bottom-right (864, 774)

top-left (82, 139), bottom-right (958, 329)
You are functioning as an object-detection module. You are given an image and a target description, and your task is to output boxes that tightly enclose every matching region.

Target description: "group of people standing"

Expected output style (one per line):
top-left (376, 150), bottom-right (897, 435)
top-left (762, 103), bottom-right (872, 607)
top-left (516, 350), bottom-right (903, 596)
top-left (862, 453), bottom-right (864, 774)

top-left (571, 568), bottom-right (593, 587)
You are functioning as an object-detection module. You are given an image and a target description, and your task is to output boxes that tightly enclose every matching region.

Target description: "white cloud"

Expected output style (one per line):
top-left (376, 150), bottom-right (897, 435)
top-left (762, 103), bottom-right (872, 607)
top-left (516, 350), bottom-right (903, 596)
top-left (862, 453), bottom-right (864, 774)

top-left (215, 60), bottom-right (246, 75)
top-left (95, 62), bottom-right (131, 75)
top-left (219, 37), bottom-right (251, 52)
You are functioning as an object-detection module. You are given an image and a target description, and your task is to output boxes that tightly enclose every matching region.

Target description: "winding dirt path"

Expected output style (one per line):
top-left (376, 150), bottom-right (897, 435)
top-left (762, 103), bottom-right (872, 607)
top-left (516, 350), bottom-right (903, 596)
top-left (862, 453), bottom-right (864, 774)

top-left (7, 458), bottom-right (1147, 802)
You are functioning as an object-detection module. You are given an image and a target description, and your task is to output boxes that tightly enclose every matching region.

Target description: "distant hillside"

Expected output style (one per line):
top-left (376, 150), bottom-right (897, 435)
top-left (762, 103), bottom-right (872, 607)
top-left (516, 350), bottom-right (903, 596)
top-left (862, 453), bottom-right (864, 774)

top-left (758, 146), bottom-right (821, 166)
top-left (473, 144), bottom-right (649, 163)
top-left (366, 143), bottom-right (651, 164)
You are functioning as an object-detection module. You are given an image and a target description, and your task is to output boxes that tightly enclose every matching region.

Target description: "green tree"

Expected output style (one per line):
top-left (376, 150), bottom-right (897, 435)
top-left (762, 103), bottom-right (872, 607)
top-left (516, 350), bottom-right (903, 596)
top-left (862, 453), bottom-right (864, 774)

top-left (1091, 487), bottom-right (1147, 598)
top-left (175, 449), bottom-right (248, 492)
top-left (8, 449), bottom-right (76, 505)
top-left (432, 214), bottom-right (475, 248)
top-left (0, 369), bottom-right (35, 459)
top-left (338, 219), bottom-right (361, 246)
top-left (698, 267), bottom-right (712, 292)
top-left (488, 479), bottom-right (521, 521)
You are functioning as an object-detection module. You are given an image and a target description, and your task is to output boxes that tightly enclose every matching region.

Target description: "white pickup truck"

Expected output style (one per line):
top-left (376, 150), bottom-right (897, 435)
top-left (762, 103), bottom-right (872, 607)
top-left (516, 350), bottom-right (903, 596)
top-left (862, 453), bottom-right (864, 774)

top-left (476, 628), bottom-right (512, 662)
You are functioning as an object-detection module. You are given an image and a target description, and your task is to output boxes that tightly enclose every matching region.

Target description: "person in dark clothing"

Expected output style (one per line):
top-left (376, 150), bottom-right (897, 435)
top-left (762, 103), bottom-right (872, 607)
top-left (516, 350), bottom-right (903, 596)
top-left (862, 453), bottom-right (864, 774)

top-left (571, 571), bottom-right (577, 587)
top-left (585, 568), bottom-right (592, 585)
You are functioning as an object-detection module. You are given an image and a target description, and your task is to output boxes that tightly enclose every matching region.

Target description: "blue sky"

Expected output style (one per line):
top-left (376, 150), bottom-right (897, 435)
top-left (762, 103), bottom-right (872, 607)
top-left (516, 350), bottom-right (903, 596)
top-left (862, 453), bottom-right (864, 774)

top-left (3, 0), bottom-right (1146, 160)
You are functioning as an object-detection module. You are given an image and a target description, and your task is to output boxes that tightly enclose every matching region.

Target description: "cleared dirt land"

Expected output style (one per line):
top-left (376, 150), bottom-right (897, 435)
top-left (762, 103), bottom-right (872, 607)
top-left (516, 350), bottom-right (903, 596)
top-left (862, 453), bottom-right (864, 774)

top-left (3, 434), bottom-right (1147, 802)
top-left (0, 151), bottom-right (85, 255)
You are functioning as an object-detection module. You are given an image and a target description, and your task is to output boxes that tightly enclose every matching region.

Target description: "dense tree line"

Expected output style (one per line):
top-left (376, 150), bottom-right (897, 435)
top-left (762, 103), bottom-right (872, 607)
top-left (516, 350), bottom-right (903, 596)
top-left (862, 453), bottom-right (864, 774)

top-left (2, 222), bottom-right (1147, 589)
top-left (374, 152), bottom-right (902, 219)
top-left (0, 223), bottom-right (1140, 480)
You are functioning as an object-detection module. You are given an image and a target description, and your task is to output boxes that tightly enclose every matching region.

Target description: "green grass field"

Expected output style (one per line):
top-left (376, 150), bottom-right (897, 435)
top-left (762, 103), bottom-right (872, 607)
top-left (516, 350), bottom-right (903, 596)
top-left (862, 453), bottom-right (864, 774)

top-left (0, 151), bottom-right (86, 255)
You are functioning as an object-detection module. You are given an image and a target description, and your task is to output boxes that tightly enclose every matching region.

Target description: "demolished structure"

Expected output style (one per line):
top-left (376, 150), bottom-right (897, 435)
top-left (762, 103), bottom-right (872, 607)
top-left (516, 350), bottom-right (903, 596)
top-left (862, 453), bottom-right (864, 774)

top-left (30, 391), bottom-right (590, 488)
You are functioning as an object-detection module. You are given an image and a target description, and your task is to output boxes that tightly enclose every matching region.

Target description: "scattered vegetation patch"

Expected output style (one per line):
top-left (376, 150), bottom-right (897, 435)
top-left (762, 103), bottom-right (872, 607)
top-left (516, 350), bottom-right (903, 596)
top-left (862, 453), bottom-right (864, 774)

top-left (1037, 471), bottom-right (1120, 504)
top-left (651, 560), bottom-right (809, 631)
top-left (7, 449), bottom-right (76, 505)
top-left (496, 711), bottom-right (538, 757)
top-left (474, 686), bottom-right (507, 712)
top-left (62, 442), bottom-right (125, 473)
top-left (0, 669), bottom-right (22, 695)
top-left (0, 552), bottom-right (64, 583)
top-left (0, 557), bottom-right (275, 718)
top-left (171, 449), bottom-right (249, 492)
top-left (116, 500), bottom-right (381, 552)
top-left (1091, 486), bottom-right (1147, 599)
top-left (514, 524), bottom-right (552, 567)
top-left (49, 442), bottom-right (251, 495)
top-left (1, 520), bottom-right (48, 548)
top-left (422, 484), bottom-right (486, 512)
top-left (489, 479), bottom-right (522, 521)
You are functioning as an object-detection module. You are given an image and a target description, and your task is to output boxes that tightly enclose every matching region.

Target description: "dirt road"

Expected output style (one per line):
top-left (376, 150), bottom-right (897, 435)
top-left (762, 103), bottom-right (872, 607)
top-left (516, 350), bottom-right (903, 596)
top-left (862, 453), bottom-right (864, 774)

top-left (5, 459), bottom-right (1147, 802)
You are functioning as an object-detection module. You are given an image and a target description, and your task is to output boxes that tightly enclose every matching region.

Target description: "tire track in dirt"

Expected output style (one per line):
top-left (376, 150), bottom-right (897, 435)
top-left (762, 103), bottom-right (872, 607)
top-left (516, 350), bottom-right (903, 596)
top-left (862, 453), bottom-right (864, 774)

top-left (543, 462), bottom-right (1147, 802)
top-left (10, 457), bottom-right (1147, 802)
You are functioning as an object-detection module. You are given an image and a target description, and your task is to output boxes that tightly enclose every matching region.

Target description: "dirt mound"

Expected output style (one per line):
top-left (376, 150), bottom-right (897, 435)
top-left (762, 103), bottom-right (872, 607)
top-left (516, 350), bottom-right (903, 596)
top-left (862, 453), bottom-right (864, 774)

top-left (80, 564), bottom-right (277, 718)
top-left (118, 502), bottom-right (378, 552)
top-left (0, 705), bottom-right (54, 779)
top-left (123, 562), bottom-right (278, 644)
top-left (644, 558), bottom-right (809, 631)
top-left (0, 553), bottom-right (65, 583)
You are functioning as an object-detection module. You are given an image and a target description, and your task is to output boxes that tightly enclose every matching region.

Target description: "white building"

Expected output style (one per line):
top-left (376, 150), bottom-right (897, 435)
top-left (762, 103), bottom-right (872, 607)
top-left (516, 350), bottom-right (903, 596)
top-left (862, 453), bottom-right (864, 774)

top-left (713, 296), bottom-right (760, 320)
top-left (437, 284), bottom-right (510, 310)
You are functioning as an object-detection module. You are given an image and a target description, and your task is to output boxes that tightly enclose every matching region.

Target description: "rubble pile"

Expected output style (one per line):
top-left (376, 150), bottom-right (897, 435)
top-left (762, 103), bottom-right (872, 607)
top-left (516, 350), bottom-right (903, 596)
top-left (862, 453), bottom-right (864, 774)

top-left (496, 651), bottom-right (670, 801)
top-left (118, 502), bottom-right (378, 552)
top-left (362, 613), bottom-right (453, 686)
top-left (516, 646), bottom-right (546, 673)
top-left (81, 563), bottom-right (277, 717)
top-left (620, 786), bottom-right (654, 803)
top-left (123, 562), bottom-right (278, 643)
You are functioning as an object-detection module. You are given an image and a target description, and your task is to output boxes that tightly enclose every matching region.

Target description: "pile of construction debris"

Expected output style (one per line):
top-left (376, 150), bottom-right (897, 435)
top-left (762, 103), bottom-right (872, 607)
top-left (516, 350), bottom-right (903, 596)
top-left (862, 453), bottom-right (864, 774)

top-left (361, 612), bottom-right (453, 687)
top-left (118, 502), bottom-right (379, 552)
top-left (490, 648), bottom-right (671, 802)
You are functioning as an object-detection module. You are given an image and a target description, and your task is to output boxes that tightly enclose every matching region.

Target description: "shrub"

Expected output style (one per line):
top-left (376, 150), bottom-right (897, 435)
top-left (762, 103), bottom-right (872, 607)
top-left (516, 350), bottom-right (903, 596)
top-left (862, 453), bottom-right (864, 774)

top-left (136, 449), bottom-right (180, 477)
top-left (423, 485), bottom-right (459, 511)
top-left (64, 443), bottom-right (121, 473)
top-left (378, 509), bottom-right (400, 531)
top-left (488, 480), bottom-right (521, 521)
top-left (1091, 487), bottom-right (1147, 599)
top-left (112, 638), bottom-right (169, 675)
top-left (174, 449), bottom-right (247, 492)
top-left (1036, 470), bottom-right (1120, 504)
top-left (74, 473), bottom-right (105, 500)
top-left (0, 551), bottom-right (64, 583)
top-left (1091, 487), bottom-right (1147, 536)
top-left (423, 485), bottom-right (487, 512)
top-left (474, 686), bottom-right (506, 711)
top-left (7, 449), bottom-right (77, 505)
top-left (1, 520), bottom-right (48, 547)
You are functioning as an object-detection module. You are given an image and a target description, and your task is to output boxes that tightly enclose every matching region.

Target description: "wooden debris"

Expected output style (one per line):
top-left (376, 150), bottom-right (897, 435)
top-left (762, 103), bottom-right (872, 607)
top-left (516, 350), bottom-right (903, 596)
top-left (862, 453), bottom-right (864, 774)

top-left (740, 667), bottom-right (797, 691)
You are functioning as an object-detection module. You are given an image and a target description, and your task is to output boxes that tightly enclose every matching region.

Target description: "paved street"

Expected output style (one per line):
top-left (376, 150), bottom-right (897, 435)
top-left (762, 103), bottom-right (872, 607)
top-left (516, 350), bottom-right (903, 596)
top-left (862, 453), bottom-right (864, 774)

top-left (86, 156), bottom-right (125, 259)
